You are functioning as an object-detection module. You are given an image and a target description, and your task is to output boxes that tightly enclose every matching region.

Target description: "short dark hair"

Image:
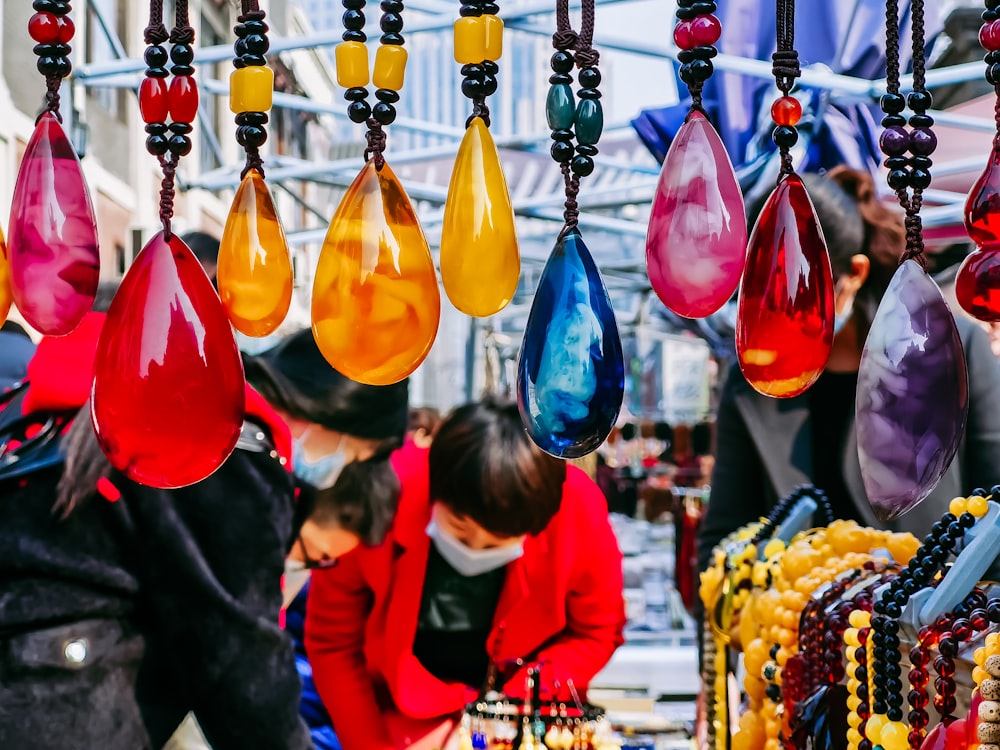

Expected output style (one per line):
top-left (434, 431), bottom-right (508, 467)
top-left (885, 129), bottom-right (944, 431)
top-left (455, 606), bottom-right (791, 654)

top-left (408, 406), bottom-right (441, 435)
top-left (429, 399), bottom-right (566, 537)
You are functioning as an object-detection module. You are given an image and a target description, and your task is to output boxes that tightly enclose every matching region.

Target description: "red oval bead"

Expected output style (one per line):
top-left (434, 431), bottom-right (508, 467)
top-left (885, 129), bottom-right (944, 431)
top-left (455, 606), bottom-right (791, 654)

top-left (139, 77), bottom-right (169, 124)
top-left (168, 75), bottom-right (199, 123)
top-left (672, 20), bottom-right (694, 50)
top-left (982, 20), bottom-right (1000, 51)
top-left (56, 15), bottom-right (75, 44)
top-left (956, 243), bottom-right (1000, 322)
top-left (965, 148), bottom-right (1000, 245)
top-left (28, 12), bottom-right (60, 44)
top-left (771, 96), bottom-right (803, 126)
top-left (690, 14), bottom-right (722, 46)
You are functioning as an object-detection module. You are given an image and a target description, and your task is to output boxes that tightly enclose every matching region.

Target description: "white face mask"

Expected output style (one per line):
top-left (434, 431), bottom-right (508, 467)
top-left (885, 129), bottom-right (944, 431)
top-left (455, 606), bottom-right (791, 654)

top-left (292, 427), bottom-right (346, 489)
top-left (426, 518), bottom-right (524, 577)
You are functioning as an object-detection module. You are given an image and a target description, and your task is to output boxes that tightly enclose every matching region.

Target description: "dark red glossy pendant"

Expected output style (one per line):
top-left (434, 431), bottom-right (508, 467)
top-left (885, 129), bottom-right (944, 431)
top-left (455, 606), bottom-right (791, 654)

top-left (965, 148), bottom-right (1000, 246)
top-left (736, 174), bottom-right (834, 397)
top-left (8, 112), bottom-right (99, 335)
top-left (955, 242), bottom-right (1000, 321)
top-left (92, 231), bottom-right (244, 488)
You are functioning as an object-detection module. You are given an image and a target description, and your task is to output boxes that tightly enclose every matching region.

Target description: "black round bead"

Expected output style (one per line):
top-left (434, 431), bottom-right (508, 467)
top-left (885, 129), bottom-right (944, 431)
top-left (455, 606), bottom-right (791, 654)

top-left (884, 156), bottom-right (909, 171)
top-left (37, 56), bottom-right (71, 77)
top-left (550, 141), bottom-right (574, 163)
top-left (872, 701), bottom-right (889, 714)
top-left (880, 93), bottom-right (905, 113)
top-left (765, 684), bottom-right (781, 701)
top-left (988, 51), bottom-right (1000, 66)
top-left (145, 122), bottom-right (168, 135)
top-left (170, 44), bottom-right (194, 65)
top-left (987, 9), bottom-right (1000, 22)
top-left (677, 49), bottom-right (695, 64)
top-left (482, 2), bottom-right (499, 13)
top-left (342, 30), bottom-right (367, 42)
top-left (549, 73), bottom-right (573, 85)
top-left (482, 75), bottom-right (497, 96)
top-left (235, 38), bottom-right (249, 59)
top-left (168, 134), bottom-right (192, 156)
top-left (551, 128), bottom-right (574, 142)
top-left (884, 619), bottom-right (899, 635)
top-left (690, 45), bottom-right (718, 60)
top-left (372, 102), bottom-right (396, 125)
top-left (551, 51), bottom-right (574, 73)
top-left (235, 111), bottom-right (269, 125)
top-left (375, 88), bottom-right (400, 103)
top-left (910, 169), bottom-right (932, 189)
top-left (571, 155), bottom-right (595, 176)
top-left (686, 58), bottom-right (713, 82)
top-left (578, 88), bottom-right (601, 100)
top-left (930, 544), bottom-right (948, 562)
top-left (938, 637), bottom-right (958, 656)
top-left (884, 601), bottom-right (902, 618)
top-left (459, 4), bottom-right (481, 16)
top-left (146, 67), bottom-right (169, 79)
top-left (874, 601), bottom-right (887, 615)
top-left (462, 63), bottom-right (485, 78)
top-left (343, 0), bottom-right (366, 8)
top-left (244, 34), bottom-right (270, 55)
top-left (33, 0), bottom-right (69, 11)
top-left (676, 7), bottom-right (696, 20)
top-left (145, 134), bottom-right (170, 156)
top-left (880, 114), bottom-right (906, 128)
top-left (243, 19), bottom-right (269, 33)
top-left (887, 707), bottom-right (903, 722)
top-left (960, 512), bottom-right (976, 528)
top-left (576, 144), bottom-right (598, 156)
top-left (907, 90), bottom-right (932, 112)
top-left (343, 9), bottom-right (366, 29)
top-left (348, 100), bottom-right (372, 123)
top-left (233, 22), bottom-right (248, 39)
top-left (380, 0), bottom-right (403, 11)
top-left (461, 77), bottom-right (485, 98)
top-left (772, 125), bottom-right (798, 149)
top-left (171, 64), bottom-right (195, 76)
top-left (381, 32), bottom-right (404, 45)
top-left (236, 124), bottom-right (267, 149)
top-left (483, 60), bottom-right (499, 75)
top-left (932, 520), bottom-right (947, 536)
top-left (991, 484), bottom-right (1000, 496)
top-left (947, 522), bottom-right (964, 539)
top-left (887, 168), bottom-right (909, 190)
top-left (145, 45), bottom-right (168, 68)
top-left (908, 113), bottom-right (934, 129)
top-left (988, 602), bottom-right (1000, 622)
top-left (344, 87), bottom-right (369, 101)
top-left (578, 67), bottom-right (601, 88)
top-left (380, 13), bottom-right (403, 32)
top-left (33, 43), bottom-right (57, 57)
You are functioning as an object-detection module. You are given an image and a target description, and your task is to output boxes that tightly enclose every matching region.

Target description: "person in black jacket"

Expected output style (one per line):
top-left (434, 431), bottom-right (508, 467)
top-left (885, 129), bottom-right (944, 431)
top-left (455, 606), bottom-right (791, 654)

top-left (0, 289), bottom-right (311, 749)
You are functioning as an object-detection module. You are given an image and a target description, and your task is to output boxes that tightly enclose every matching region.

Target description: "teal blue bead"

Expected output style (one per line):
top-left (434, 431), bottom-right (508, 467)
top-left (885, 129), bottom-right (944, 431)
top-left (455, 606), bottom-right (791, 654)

top-left (575, 98), bottom-right (603, 145)
top-left (546, 84), bottom-right (576, 130)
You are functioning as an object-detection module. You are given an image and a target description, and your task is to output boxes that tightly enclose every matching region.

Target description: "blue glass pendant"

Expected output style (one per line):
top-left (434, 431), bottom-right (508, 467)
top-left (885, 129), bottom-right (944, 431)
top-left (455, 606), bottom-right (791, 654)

top-left (517, 230), bottom-right (624, 458)
top-left (856, 260), bottom-right (968, 521)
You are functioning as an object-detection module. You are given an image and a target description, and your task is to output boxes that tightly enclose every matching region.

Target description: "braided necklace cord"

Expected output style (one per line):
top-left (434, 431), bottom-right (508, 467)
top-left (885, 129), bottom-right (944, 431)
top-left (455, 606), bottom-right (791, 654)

top-left (771, 0), bottom-right (800, 178)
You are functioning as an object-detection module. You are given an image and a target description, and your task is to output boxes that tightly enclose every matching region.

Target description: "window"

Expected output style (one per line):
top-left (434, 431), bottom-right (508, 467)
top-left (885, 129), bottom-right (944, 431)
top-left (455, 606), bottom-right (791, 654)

top-left (199, 17), bottom-right (227, 172)
top-left (85, 0), bottom-right (127, 119)
top-left (115, 243), bottom-right (126, 276)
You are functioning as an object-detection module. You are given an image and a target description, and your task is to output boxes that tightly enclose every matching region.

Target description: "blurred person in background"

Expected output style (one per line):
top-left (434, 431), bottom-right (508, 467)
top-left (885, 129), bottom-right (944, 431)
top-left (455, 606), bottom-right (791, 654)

top-left (306, 398), bottom-right (626, 750)
top-left (407, 406), bottom-right (441, 449)
top-left (0, 319), bottom-right (35, 390)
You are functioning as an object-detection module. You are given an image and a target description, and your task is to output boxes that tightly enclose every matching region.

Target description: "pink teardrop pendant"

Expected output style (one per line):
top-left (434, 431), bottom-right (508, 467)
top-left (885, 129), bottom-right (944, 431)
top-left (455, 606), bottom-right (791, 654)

top-left (965, 147), bottom-right (1000, 246)
top-left (92, 231), bottom-right (245, 489)
top-left (646, 110), bottom-right (747, 318)
top-left (856, 260), bottom-right (968, 521)
top-left (736, 174), bottom-right (834, 398)
top-left (955, 242), bottom-right (1000, 321)
top-left (8, 112), bottom-right (99, 335)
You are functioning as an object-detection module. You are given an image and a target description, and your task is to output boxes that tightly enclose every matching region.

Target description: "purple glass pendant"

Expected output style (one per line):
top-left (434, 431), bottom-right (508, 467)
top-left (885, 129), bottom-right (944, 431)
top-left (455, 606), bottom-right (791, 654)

top-left (646, 110), bottom-right (747, 318)
top-left (8, 112), bottom-right (100, 335)
top-left (856, 260), bottom-right (968, 521)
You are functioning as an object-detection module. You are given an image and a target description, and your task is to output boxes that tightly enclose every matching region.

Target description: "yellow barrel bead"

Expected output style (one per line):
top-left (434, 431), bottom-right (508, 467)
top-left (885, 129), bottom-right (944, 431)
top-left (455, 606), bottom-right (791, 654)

top-left (373, 44), bottom-right (408, 90)
top-left (336, 41), bottom-right (370, 88)
top-left (229, 65), bottom-right (274, 113)
top-left (454, 16), bottom-right (487, 64)
top-left (483, 14), bottom-right (503, 60)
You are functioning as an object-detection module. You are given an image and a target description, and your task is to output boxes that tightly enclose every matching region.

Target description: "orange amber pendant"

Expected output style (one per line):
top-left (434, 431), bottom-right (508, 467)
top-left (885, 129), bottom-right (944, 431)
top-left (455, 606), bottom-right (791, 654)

top-left (218, 171), bottom-right (293, 337)
top-left (440, 117), bottom-right (519, 317)
top-left (0, 224), bottom-right (11, 324)
top-left (312, 160), bottom-right (440, 385)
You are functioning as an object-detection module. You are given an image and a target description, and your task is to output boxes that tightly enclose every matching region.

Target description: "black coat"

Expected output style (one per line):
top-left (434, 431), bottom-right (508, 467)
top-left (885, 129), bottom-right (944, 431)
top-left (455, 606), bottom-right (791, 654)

top-left (0, 391), bottom-right (312, 750)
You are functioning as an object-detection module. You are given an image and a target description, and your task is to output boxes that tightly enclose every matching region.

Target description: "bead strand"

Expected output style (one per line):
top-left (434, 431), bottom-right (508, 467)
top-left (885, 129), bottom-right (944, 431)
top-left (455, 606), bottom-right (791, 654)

top-left (673, 0), bottom-right (720, 110)
top-left (29, 0), bottom-right (75, 119)
top-left (455, 0), bottom-right (502, 116)
top-left (230, 1), bottom-right (273, 176)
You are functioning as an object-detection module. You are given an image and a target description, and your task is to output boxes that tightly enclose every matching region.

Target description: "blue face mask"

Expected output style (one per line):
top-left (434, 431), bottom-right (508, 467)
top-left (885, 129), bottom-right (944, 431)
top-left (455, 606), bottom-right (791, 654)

top-left (293, 430), bottom-right (347, 490)
top-left (425, 517), bottom-right (524, 577)
top-left (833, 296), bottom-right (855, 336)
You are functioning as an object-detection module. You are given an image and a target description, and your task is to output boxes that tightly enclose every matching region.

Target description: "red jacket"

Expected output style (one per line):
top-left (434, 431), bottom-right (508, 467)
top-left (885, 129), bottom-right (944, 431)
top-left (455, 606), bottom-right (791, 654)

top-left (305, 443), bottom-right (626, 750)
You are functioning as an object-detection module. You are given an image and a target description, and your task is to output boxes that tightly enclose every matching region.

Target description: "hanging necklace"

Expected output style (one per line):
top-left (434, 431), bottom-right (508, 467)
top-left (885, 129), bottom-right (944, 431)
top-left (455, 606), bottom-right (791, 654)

top-left (91, 0), bottom-right (245, 489)
top-left (439, 0), bottom-right (521, 318)
top-left (956, 0), bottom-right (1000, 321)
top-left (645, 0), bottom-right (748, 319)
top-left (7, 0), bottom-right (100, 335)
top-left (855, 0), bottom-right (968, 522)
top-left (734, 0), bottom-right (835, 399)
top-left (311, 0), bottom-right (441, 386)
top-left (216, 0), bottom-right (293, 338)
top-left (515, 0), bottom-right (623, 459)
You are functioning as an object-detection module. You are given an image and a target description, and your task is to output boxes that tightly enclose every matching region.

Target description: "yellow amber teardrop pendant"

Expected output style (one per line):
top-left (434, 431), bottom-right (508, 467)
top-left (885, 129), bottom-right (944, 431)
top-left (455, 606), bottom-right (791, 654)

top-left (217, 171), bottom-right (293, 337)
top-left (440, 117), bottom-right (519, 317)
top-left (312, 160), bottom-right (440, 385)
top-left (0, 224), bottom-right (11, 324)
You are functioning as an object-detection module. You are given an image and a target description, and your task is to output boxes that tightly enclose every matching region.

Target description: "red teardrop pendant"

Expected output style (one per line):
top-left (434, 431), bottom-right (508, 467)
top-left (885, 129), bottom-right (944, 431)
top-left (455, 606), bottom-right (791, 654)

top-left (736, 174), bottom-right (834, 397)
top-left (92, 231), bottom-right (244, 488)
top-left (955, 242), bottom-right (1000, 321)
top-left (8, 112), bottom-right (99, 335)
top-left (966, 148), bottom-right (1000, 246)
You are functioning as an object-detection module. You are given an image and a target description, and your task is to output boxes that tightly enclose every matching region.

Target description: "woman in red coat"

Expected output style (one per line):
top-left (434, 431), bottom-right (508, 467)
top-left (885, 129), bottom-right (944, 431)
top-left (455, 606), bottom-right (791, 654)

top-left (305, 399), bottom-right (626, 750)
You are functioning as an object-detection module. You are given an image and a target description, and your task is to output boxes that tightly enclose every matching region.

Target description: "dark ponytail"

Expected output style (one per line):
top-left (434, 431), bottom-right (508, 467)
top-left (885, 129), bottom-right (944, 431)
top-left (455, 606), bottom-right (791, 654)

top-left (311, 437), bottom-right (402, 545)
top-left (55, 401), bottom-right (112, 518)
